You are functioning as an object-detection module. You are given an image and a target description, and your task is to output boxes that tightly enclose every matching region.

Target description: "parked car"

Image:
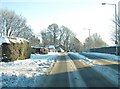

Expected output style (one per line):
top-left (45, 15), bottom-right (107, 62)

top-left (40, 48), bottom-right (48, 54)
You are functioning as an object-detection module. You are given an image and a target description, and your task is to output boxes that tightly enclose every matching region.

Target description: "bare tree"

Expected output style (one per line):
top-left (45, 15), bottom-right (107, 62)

top-left (0, 9), bottom-right (26, 36)
top-left (69, 36), bottom-right (83, 52)
top-left (84, 33), bottom-right (108, 50)
top-left (29, 35), bottom-right (40, 46)
top-left (40, 24), bottom-right (81, 51)
top-left (47, 23), bottom-right (59, 47)
top-left (0, 9), bottom-right (32, 37)
top-left (40, 29), bottom-right (50, 46)
top-left (112, 15), bottom-right (120, 45)
top-left (59, 26), bottom-right (75, 51)
top-left (0, 9), bottom-right (40, 46)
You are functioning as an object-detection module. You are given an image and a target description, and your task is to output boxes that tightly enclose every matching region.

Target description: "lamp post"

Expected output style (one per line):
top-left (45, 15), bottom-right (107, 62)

top-left (88, 29), bottom-right (91, 37)
top-left (102, 3), bottom-right (118, 55)
top-left (83, 28), bottom-right (91, 51)
top-left (83, 28), bottom-right (91, 38)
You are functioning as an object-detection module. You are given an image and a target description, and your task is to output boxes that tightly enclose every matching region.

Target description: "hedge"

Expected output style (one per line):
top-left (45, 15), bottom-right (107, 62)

top-left (1, 37), bottom-right (31, 62)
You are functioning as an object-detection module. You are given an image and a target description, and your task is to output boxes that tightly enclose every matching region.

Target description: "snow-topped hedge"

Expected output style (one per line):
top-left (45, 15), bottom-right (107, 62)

top-left (1, 36), bottom-right (31, 62)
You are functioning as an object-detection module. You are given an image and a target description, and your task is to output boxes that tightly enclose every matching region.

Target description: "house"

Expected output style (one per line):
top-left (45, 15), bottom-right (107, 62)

top-left (46, 45), bottom-right (56, 52)
top-left (55, 45), bottom-right (65, 52)
top-left (31, 46), bottom-right (48, 54)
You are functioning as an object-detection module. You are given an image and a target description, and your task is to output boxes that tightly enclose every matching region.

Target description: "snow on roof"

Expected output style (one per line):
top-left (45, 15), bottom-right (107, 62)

top-left (0, 36), bottom-right (29, 45)
top-left (47, 45), bottom-right (55, 49)
top-left (9, 37), bottom-right (26, 43)
top-left (60, 48), bottom-right (64, 52)
top-left (31, 46), bottom-right (44, 48)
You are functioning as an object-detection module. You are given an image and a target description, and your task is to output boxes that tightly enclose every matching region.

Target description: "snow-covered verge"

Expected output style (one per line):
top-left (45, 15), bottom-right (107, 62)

top-left (80, 52), bottom-right (120, 61)
top-left (69, 52), bottom-right (119, 87)
top-left (81, 53), bottom-right (119, 86)
top-left (0, 53), bottom-right (55, 87)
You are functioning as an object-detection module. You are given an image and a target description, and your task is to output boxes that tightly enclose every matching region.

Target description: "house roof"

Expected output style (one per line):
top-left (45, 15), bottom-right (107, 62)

top-left (48, 45), bottom-right (55, 49)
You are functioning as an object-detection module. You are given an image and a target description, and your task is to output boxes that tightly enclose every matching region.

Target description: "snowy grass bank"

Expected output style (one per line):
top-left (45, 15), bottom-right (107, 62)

top-left (80, 52), bottom-right (120, 61)
top-left (80, 52), bottom-right (119, 87)
top-left (69, 52), bottom-right (119, 87)
top-left (0, 53), bottom-right (55, 87)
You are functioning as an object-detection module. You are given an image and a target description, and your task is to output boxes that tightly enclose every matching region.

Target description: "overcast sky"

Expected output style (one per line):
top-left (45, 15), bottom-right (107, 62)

top-left (0, 0), bottom-right (119, 45)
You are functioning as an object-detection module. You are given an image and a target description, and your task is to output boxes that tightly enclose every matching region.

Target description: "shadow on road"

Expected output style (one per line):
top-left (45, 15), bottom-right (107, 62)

top-left (41, 60), bottom-right (119, 88)
top-left (2, 53), bottom-right (119, 88)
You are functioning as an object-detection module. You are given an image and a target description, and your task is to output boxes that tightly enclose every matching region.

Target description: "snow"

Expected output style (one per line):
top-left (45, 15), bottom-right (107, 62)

top-left (0, 36), bottom-right (10, 45)
top-left (0, 52), bottom-right (119, 87)
top-left (47, 45), bottom-right (55, 49)
top-left (0, 36), bottom-right (29, 45)
top-left (80, 52), bottom-right (120, 61)
top-left (0, 53), bottom-right (55, 87)
top-left (9, 37), bottom-right (28, 44)
top-left (59, 48), bottom-right (64, 52)
top-left (79, 52), bottom-right (119, 86)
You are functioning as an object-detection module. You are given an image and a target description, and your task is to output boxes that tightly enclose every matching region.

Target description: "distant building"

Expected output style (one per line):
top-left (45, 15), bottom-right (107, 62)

top-left (31, 46), bottom-right (48, 54)
top-left (55, 45), bottom-right (65, 52)
top-left (46, 45), bottom-right (56, 52)
top-left (46, 45), bottom-right (65, 52)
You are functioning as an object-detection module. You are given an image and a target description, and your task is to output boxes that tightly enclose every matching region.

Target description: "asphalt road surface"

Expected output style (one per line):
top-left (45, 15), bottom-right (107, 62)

top-left (41, 52), bottom-right (119, 88)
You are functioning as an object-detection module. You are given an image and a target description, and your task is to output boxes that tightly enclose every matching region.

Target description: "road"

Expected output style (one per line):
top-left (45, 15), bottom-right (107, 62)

top-left (41, 52), bottom-right (119, 88)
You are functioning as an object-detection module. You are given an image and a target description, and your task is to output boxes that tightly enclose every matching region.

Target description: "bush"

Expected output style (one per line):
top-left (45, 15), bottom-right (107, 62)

top-left (2, 37), bottom-right (31, 62)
